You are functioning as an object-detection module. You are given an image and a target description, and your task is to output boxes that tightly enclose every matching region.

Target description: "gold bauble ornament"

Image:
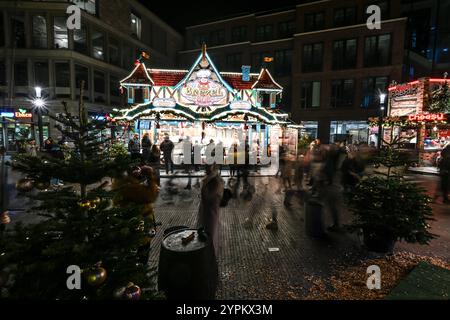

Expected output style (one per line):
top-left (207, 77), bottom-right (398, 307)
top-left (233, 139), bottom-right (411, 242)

top-left (84, 264), bottom-right (107, 287)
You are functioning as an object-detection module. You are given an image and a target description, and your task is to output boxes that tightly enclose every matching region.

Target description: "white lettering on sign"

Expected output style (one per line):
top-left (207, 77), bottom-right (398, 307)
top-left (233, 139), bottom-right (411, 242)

top-left (66, 5), bottom-right (81, 30)
top-left (230, 100), bottom-right (252, 110)
top-left (408, 113), bottom-right (446, 122)
top-left (366, 5), bottom-right (381, 30)
top-left (153, 98), bottom-right (176, 108)
top-left (180, 70), bottom-right (227, 108)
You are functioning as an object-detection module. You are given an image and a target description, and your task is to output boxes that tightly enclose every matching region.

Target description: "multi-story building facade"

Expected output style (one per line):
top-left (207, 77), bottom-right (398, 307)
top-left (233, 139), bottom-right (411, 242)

top-left (0, 0), bottom-right (183, 151)
top-left (179, 0), bottom-right (407, 144)
top-left (402, 0), bottom-right (450, 80)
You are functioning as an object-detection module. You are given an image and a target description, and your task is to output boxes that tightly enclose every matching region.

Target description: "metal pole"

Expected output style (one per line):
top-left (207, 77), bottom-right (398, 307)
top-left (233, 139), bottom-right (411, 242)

top-left (37, 107), bottom-right (44, 150)
top-left (378, 104), bottom-right (384, 149)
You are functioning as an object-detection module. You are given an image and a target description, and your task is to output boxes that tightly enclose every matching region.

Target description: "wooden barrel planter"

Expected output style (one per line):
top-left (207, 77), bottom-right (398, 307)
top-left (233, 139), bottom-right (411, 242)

top-left (158, 229), bottom-right (218, 300)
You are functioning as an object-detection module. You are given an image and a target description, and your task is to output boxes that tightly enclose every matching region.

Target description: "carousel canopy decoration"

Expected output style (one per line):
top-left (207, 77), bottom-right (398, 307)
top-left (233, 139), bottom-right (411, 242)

top-left (116, 45), bottom-right (295, 126)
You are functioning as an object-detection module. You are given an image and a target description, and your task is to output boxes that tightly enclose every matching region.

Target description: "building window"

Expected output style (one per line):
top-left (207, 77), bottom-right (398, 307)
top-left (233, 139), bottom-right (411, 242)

top-left (123, 45), bottom-right (134, 68)
top-left (302, 121), bottom-right (319, 139)
top-left (331, 79), bottom-right (355, 108)
top-left (365, 1), bottom-right (390, 21)
top-left (226, 53), bottom-right (242, 72)
top-left (361, 76), bottom-right (388, 108)
top-left (304, 12), bottom-right (324, 32)
top-left (209, 30), bottom-right (225, 46)
top-left (300, 81), bottom-right (321, 109)
top-left (302, 43), bottom-right (323, 73)
top-left (256, 25), bottom-right (273, 42)
top-left (94, 71), bottom-right (105, 94)
top-left (109, 37), bottom-right (121, 66)
top-left (94, 70), bottom-right (105, 103)
top-left (92, 29), bottom-right (104, 60)
top-left (11, 15), bottom-right (26, 48)
top-left (14, 61), bottom-right (28, 86)
top-left (193, 33), bottom-right (208, 47)
top-left (110, 76), bottom-right (120, 97)
top-left (73, 0), bottom-right (96, 15)
top-left (54, 17), bottom-right (68, 49)
top-left (75, 64), bottom-right (89, 90)
top-left (232, 26), bottom-right (247, 43)
top-left (278, 20), bottom-right (295, 38)
top-left (34, 61), bottom-right (49, 87)
top-left (0, 61), bottom-right (6, 86)
top-left (330, 121), bottom-right (368, 144)
top-left (437, 32), bottom-right (450, 64)
top-left (131, 13), bottom-right (142, 40)
top-left (32, 15), bottom-right (47, 49)
top-left (333, 39), bottom-right (357, 70)
top-left (55, 61), bottom-right (70, 87)
top-left (274, 49), bottom-right (292, 76)
top-left (364, 34), bottom-right (391, 67)
top-left (280, 84), bottom-right (291, 111)
top-left (74, 24), bottom-right (88, 55)
top-left (333, 7), bottom-right (356, 27)
top-left (0, 13), bottom-right (4, 47)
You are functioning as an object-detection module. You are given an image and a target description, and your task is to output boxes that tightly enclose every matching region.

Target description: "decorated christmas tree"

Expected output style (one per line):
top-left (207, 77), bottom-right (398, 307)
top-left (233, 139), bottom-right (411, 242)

top-left (0, 82), bottom-right (161, 299)
top-left (428, 76), bottom-right (450, 113)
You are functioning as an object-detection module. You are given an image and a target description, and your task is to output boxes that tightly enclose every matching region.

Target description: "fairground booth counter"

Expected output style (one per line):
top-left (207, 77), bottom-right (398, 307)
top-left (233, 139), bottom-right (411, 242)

top-left (115, 46), bottom-right (300, 158)
top-left (380, 77), bottom-right (449, 167)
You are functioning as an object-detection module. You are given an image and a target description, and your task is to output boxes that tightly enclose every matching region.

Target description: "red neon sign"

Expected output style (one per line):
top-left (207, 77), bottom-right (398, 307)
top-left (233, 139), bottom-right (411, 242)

top-left (408, 113), bottom-right (446, 122)
top-left (15, 112), bottom-right (33, 119)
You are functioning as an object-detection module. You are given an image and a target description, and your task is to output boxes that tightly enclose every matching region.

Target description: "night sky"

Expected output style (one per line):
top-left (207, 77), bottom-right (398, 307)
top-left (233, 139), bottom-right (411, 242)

top-left (140, 0), bottom-right (315, 32)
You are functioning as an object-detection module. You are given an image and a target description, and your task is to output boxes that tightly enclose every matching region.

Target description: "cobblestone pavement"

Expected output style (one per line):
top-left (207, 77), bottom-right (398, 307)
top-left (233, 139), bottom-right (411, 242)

top-left (2, 159), bottom-right (449, 300)
top-left (148, 174), bottom-right (450, 300)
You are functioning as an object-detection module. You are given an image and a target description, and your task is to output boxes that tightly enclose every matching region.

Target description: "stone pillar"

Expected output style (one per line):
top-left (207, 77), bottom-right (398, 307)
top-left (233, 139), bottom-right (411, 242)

top-left (318, 119), bottom-right (331, 144)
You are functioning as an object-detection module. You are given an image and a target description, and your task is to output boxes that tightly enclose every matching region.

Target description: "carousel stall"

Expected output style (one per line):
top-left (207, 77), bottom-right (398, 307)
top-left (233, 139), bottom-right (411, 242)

top-left (115, 46), bottom-right (300, 162)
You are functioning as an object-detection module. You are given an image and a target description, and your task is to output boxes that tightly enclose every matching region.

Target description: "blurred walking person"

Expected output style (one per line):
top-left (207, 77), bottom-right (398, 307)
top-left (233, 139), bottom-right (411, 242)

top-left (128, 134), bottom-right (141, 160)
top-left (160, 134), bottom-right (175, 175)
top-left (141, 133), bottom-right (152, 163)
top-left (197, 163), bottom-right (224, 256)
top-left (437, 145), bottom-right (450, 204)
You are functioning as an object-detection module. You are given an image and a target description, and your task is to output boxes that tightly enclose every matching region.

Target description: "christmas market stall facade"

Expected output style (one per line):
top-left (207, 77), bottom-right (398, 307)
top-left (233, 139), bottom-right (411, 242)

top-left (374, 76), bottom-right (449, 167)
top-left (115, 47), bottom-right (300, 162)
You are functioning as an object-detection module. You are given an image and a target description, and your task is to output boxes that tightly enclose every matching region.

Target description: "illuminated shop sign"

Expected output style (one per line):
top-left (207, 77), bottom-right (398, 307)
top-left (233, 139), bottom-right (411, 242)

top-left (1, 112), bottom-right (15, 117)
top-left (1, 109), bottom-right (32, 119)
top-left (391, 83), bottom-right (419, 99)
top-left (15, 110), bottom-right (33, 118)
top-left (153, 98), bottom-right (176, 108)
top-left (408, 113), bottom-right (446, 122)
top-left (180, 70), bottom-right (227, 107)
top-left (230, 100), bottom-right (252, 110)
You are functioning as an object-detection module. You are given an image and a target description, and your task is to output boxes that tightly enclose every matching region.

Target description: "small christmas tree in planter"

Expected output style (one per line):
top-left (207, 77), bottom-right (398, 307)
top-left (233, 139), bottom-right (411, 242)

top-left (347, 138), bottom-right (436, 253)
top-left (0, 83), bottom-right (161, 299)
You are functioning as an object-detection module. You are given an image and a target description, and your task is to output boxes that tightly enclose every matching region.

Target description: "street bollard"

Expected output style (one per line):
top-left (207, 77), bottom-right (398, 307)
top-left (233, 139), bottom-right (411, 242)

top-left (305, 199), bottom-right (325, 238)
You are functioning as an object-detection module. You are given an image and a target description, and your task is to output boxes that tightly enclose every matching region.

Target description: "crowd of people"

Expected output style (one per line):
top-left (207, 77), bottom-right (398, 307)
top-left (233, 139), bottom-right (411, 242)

top-left (277, 139), bottom-right (374, 231)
